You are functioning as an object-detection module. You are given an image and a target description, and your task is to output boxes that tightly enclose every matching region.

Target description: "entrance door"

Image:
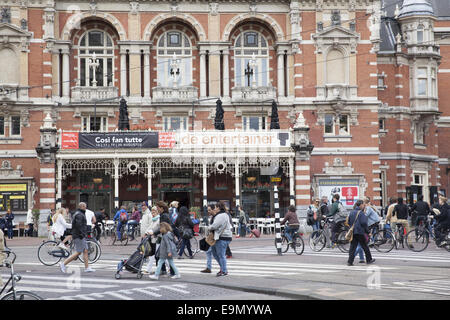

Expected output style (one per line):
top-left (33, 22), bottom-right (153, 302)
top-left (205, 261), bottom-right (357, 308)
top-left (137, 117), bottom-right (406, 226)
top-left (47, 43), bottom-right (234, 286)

top-left (163, 192), bottom-right (190, 208)
top-left (80, 192), bottom-right (110, 213)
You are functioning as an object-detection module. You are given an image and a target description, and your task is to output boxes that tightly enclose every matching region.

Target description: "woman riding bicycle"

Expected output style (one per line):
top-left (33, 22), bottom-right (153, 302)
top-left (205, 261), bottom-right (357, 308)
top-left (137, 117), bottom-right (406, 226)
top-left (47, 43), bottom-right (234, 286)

top-left (52, 208), bottom-right (72, 250)
top-left (281, 205), bottom-right (300, 243)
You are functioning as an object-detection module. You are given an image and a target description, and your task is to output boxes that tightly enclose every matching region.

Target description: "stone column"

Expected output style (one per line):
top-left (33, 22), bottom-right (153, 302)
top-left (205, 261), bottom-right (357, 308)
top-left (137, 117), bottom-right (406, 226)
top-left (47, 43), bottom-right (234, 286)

top-left (235, 159), bottom-right (240, 208)
top-left (277, 52), bottom-right (285, 97)
top-left (144, 51), bottom-right (151, 100)
top-left (120, 53), bottom-right (127, 96)
top-left (202, 161), bottom-right (208, 224)
top-left (113, 159), bottom-right (120, 209)
top-left (289, 157), bottom-right (295, 206)
top-left (200, 51), bottom-right (207, 98)
top-left (291, 112), bottom-right (314, 217)
top-left (223, 50), bottom-right (230, 99)
top-left (56, 160), bottom-right (63, 209)
top-left (147, 158), bottom-right (152, 207)
top-left (62, 50), bottom-right (70, 98)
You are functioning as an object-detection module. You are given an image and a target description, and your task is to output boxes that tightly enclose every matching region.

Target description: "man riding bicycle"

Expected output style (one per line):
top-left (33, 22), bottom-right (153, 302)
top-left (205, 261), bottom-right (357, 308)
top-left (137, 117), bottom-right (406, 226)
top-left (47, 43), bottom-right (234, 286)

top-left (281, 205), bottom-right (300, 243)
top-left (113, 206), bottom-right (128, 241)
top-left (434, 196), bottom-right (450, 247)
top-left (326, 194), bottom-right (348, 245)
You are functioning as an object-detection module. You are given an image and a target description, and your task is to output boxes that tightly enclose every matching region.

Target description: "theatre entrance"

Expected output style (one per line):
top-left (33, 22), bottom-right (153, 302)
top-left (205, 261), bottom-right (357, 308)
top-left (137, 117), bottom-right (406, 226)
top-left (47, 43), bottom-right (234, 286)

top-left (162, 191), bottom-right (191, 208)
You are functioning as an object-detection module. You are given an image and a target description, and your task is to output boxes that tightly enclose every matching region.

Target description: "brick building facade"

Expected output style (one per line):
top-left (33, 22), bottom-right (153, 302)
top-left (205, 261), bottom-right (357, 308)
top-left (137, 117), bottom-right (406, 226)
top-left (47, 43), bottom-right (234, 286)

top-left (0, 0), bottom-right (448, 230)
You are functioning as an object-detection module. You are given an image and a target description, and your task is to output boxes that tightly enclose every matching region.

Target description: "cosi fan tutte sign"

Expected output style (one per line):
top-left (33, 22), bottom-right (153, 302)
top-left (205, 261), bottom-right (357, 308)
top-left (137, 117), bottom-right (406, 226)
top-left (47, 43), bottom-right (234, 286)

top-left (60, 131), bottom-right (290, 150)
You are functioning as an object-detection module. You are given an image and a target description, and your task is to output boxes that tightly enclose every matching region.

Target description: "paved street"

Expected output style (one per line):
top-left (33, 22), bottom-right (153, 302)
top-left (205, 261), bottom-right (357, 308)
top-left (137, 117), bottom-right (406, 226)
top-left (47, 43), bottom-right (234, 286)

top-left (2, 234), bottom-right (450, 300)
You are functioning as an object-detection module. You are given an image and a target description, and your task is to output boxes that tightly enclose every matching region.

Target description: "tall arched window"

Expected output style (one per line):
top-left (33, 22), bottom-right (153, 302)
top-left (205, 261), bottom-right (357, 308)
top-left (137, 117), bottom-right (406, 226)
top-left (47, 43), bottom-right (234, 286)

top-left (78, 30), bottom-right (114, 87)
top-left (417, 25), bottom-right (424, 44)
top-left (234, 31), bottom-right (269, 87)
top-left (0, 47), bottom-right (19, 84)
top-left (326, 49), bottom-right (346, 84)
top-left (157, 30), bottom-right (192, 87)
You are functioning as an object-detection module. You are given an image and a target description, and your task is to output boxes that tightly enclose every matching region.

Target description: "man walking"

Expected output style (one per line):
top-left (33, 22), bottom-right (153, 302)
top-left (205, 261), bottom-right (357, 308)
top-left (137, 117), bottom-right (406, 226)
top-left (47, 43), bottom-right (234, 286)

top-left (60, 202), bottom-right (95, 273)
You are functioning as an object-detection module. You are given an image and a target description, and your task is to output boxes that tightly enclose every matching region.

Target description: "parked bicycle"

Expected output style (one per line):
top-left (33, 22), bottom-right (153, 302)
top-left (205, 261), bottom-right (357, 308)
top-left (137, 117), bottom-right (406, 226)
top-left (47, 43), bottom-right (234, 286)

top-left (275, 226), bottom-right (305, 255)
top-left (1, 250), bottom-right (42, 300)
top-left (308, 217), bottom-right (350, 253)
top-left (37, 232), bottom-right (101, 266)
top-left (392, 222), bottom-right (408, 249)
top-left (371, 221), bottom-right (396, 253)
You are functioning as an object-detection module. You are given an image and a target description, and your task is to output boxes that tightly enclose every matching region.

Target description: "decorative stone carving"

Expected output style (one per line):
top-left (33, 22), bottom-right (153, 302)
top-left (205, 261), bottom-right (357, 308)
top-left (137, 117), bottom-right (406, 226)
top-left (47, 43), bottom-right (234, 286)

top-left (43, 8), bottom-right (55, 40)
top-left (323, 158), bottom-right (354, 175)
top-left (209, 2), bottom-right (218, 16)
top-left (89, 0), bottom-right (98, 15)
top-left (294, 111), bottom-right (308, 129)
top-left (170, 1), bottom-right (178, 16)
top-left (0, 160), bottom-right (24, 179)
top-left (331, 10), bottom-right (341, 26)
top-left (1, 7), bottom-right (11, 24)
top-left (21, 19), bottom-right (27, 30)
top-left (35, 113), bottom-right (58, 164)
top-left (21, 108), bottom-right (30, 127)
top-left (130, 1), bottom-right (139, 14)
top-left (249, 2), bottom-right (257, 16)
top-left (316, 0), bottom-right (323, 12)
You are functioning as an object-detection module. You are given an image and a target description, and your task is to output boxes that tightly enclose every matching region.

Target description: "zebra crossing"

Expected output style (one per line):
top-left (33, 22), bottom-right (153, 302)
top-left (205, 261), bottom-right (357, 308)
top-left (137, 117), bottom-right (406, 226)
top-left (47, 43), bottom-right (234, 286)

top-left (230, 245), bottom-right (450, 264)
top-left (380, 279), bottom-right (450, 296)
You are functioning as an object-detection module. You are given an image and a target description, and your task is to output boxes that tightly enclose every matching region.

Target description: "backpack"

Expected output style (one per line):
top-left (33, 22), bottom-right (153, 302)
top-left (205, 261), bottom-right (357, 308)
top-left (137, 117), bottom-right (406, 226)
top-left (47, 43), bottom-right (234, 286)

top-left (120, 211), bottom-right (128, 223)
top-left (306, 207), bottom-right (314, 226)
top-left (334, 202), bottom-right (348, 222)
top-left (47, 214), bottom-right (53, 226)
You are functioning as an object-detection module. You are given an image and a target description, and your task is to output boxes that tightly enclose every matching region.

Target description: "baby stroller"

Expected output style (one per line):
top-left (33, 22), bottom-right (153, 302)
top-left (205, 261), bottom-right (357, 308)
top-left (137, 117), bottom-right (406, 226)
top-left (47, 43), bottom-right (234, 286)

top-left (115, 236), bottom-right (153, 279)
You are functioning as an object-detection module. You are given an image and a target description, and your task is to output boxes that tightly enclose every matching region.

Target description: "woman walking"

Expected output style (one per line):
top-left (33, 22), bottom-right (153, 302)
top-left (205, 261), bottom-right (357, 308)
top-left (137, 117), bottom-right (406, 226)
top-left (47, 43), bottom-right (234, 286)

top-left (52, 208), bottom-right (73, 249)
top-left (175, 206), bottom-right (194, 259)
top-left (347, 200), bottom-right (376, 266)
top-left (143, 206), bottom-right (160, 274)
top-left (149, 222), bottom-right (180, 280)
top-left (208, 201), bottom-right (233, 277)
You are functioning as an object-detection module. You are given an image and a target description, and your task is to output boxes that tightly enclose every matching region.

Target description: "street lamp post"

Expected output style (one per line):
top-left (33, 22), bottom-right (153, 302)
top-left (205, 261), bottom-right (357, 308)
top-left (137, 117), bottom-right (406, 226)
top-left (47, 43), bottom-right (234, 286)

top-left (191, 97), bottom-right (219, 131)
top-left (88, 52), bottom-right (100, 88)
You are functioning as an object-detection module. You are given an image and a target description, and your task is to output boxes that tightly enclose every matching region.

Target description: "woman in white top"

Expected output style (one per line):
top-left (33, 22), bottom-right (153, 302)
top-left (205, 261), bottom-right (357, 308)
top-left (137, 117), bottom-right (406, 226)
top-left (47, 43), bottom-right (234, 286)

top-left (52, 208), bottom-right (72, 249)
top-left (144, 206), bottom-right (160, 274)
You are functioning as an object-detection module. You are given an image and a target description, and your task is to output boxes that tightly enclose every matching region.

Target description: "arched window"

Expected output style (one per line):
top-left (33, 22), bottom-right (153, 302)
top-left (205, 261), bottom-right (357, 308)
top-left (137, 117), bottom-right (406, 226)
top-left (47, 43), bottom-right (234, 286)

top-left (326, 49), bottom-right (346, 84)
top-left (78, 30), bottom-right (114, 87)
top-left (157, 30), bottom-right (192, 87)
top-left (234, 31), bottom-right (269, 87)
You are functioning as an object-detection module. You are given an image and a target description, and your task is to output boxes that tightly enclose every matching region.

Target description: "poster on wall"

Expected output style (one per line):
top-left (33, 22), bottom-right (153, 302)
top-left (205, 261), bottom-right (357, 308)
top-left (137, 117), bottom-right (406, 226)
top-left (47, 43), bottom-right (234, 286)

top-left (0, 184), bottom-right (28, 211)
top-left (318, 179), bottom-right (360, 208)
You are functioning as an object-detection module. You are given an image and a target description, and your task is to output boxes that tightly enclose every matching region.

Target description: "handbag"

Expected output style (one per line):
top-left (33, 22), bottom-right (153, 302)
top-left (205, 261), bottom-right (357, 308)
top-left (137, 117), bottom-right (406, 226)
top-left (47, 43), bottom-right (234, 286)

top-left (345, 210), bottom-right (362, 242)
top-left (205, 231), bottom-right (216, 246)
top-left (199, 237), bottom-right (210, 251)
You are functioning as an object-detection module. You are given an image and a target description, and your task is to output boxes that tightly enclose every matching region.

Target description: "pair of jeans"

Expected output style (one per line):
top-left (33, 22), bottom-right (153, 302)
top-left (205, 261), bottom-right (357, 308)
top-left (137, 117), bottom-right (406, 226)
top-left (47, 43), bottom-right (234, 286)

top-left (355, 244), bottom-right (365, 261)
top-left (348, 234), bottom-right (373, 264)
top-left (117, 221), bottom-right (124, 240)
top-left (312, 221), bottom-right (321, 232)
top-left (7, 227), bottom-right (13, 239)
top-left (127, 220), bottom-right (138, 238)
top-left (178, 238), bottom-right (193, 257)
top-left (206, 247), bottom-right (213, 270)
top-left (211, 239), bottom-right (231, 273)
top-left (154, 258), bottom-right (179, 277)
top-left (285, 226), bottom-right (299, 242)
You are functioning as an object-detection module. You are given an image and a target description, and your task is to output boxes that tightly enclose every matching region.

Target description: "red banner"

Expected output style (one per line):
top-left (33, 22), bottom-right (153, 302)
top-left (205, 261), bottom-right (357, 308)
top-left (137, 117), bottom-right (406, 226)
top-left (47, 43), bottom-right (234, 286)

top-left (159, 132), bottom-right (176, 149)
top-left (61, 132), bottom-right (79, 149)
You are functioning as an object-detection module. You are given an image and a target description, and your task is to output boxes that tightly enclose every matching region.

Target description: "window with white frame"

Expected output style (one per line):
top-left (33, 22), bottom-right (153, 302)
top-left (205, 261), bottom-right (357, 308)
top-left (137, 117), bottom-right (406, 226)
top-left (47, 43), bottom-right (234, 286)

top-left (324, 114), bottom-right (350, 136)
top-left (81, 116), bottom-right (108, 132)
top-left (431, 68), bottom-right (437, 97)
top-left (417, 67), bottom-right (428, 96)
top-left (417, 25), bottom-right (424, 44)
top-left (0, 116), bottom-right (4, 136)
top-left (10, 116), bottom-right (20, 136)
top-left (157, 31), bottom-right (192, 87)
top-left (78, 30), bottom-right (114, 87)
top-left (234, 31), bottom-right (269, 87)
top-left (242, 116), bottom-right (266, 131)
top-left (163, 116), bottom-right (188, 131)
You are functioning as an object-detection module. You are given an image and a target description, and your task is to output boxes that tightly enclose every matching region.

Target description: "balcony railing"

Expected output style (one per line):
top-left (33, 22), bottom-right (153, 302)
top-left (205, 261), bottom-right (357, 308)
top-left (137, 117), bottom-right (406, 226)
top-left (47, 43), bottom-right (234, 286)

top-left (316, 84), bottom-right (358, 101)
top-left (152, 86), bottom-right (198, 103)
top-left (231, 86), bottom-right (277, 103)
top-left (71, 86), bottom-right (119, 102)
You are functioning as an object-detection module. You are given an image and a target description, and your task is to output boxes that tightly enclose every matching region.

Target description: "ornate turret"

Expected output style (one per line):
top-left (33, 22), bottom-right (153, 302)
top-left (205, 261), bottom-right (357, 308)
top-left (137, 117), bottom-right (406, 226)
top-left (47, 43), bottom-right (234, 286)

top-left (398, 0), bottom-right (434, 19)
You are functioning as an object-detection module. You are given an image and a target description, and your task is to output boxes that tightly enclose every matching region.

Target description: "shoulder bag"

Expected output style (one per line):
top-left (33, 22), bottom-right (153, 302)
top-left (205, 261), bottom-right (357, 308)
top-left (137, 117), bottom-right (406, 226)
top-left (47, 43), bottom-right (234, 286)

top-left (345, 210), bottom-right (362, 242)
top-left (205, 231), bottom-right (216, 246)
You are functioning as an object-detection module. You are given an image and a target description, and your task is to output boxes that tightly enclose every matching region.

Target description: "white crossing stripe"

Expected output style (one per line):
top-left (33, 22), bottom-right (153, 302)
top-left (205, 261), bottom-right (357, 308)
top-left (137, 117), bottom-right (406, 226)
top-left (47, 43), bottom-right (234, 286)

top-left (134, 287), bottom-right (162, 298)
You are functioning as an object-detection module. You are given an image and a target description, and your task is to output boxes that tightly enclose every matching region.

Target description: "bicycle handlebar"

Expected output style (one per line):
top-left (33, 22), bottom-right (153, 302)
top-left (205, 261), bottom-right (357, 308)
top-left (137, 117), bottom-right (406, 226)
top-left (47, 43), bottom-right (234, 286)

top-left (1, 250), bottom-right (16, 266)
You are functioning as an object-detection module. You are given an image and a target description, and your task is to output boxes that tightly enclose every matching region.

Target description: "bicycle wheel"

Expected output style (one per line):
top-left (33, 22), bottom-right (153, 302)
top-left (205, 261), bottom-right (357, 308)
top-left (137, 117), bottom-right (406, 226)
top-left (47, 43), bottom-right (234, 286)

top-left (309, 230), bottom-right (326, 252)
top-left (406, 229), bottom-right (429, 252)
top-left (121, 233), bottom-right (129, 246)
top-left (78, 240), bottom-right (101, 264)
top-left (184, 237), bottom-right (199, 257)
top-left (274, 237), bottom-right (289, 253)
top-left (336, 231), bottom-right (350, 253)
top-left (1, 291), bottom-right (43, 300)
top-left (293, 235), bottom-right (305, 255)
top-left (37, 240), bottom-right (62, 266)
top-left (373, 230), bottom-right (395, 253)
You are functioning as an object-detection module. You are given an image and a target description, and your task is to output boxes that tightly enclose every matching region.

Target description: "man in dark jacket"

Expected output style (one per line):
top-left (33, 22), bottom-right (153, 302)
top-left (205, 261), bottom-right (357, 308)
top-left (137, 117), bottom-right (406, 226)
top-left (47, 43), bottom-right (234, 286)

top-left (435, 196), bottom-right (450, 247)
top-left (60, 202), bottom-right (95, 273)
top-left (411, 195), bottom-right (431, 226)
top-left (175, 206), bottom-right (194, 259)
top-left (347, 200), bottom-right (376, 266)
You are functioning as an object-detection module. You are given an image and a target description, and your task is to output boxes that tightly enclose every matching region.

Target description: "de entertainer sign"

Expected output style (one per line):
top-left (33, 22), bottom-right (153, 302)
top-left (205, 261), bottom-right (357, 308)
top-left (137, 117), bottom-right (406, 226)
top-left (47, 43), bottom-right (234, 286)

top-left (175, 132), bottom-right (291, 148)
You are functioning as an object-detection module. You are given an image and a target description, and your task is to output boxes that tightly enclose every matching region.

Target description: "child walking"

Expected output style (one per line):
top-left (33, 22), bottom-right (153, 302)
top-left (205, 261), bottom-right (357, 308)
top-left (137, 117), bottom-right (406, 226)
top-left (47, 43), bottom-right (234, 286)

top-left (149, 222), bottom-right (180, 280)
